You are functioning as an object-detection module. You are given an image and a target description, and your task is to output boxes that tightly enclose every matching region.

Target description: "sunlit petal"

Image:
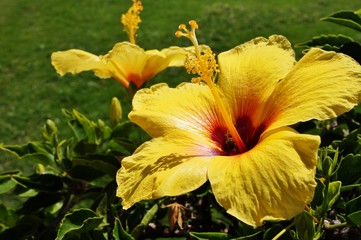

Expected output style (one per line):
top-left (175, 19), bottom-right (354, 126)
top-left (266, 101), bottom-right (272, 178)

top-left (217, 35), bottom-right (295, 125)
top-left (51, 49), bottom-right (111, 78)
top-left (116, 131), bottom-right (215, 209)
top-left (265, 48), bottom-right (361, 131)
top-left (208, 128), bottom-right (319, 226)
top-left (129, 82), bottom-right (226, 138)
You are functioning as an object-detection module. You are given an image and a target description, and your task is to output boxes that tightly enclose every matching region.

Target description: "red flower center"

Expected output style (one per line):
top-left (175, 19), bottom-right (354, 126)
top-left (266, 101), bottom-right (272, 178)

top-left (211, 116), bottom-right (266, 155)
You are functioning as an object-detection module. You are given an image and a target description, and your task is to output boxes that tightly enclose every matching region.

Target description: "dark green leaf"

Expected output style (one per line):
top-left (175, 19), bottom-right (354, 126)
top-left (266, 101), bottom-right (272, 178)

top-left (294, 211), bottom-right (315, 240)
top-left (346, 195), bottom-right (361, 213)
top-left (189, 232), bottom-right (229, 240)
top-left (131, 204), bottom-right (158, 239)
top-left (0, 142), bottom-right (53, 165)
top-left (347, 210), bottom-right (361, 225)
top-left (21, 153), bottom-right (52, 165)
top-left (337, 154), bottom-right (361, 185)
top-left (12, 174), bottom-right (63, 191)
top-left (332, 128), bottom-right (361, 155)
top-left (339, 41), bottom-right (361, 64)
top-left (18, 192), bottom-right (64, 214)
top-left (68, 158), bottom-right (118, 179)
top-left (295, 34), bottom-right (353, 51)
top-left (56, 208), bottom-right (103, 240)
top-left (233, 230), bottom-right (262, 240)
top-left (0, 203), bottom-right (17, 228)
top-left (321, 10), bottom-right (361, 32)
top-left (113, 218), bottom-right (134, 240)
top-left (0, 214), bottom-right (42, 240)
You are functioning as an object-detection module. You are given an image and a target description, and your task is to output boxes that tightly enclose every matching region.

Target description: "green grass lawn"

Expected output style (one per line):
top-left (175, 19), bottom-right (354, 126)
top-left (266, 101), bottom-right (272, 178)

top-left (1, 0), bottom-right (360, 150)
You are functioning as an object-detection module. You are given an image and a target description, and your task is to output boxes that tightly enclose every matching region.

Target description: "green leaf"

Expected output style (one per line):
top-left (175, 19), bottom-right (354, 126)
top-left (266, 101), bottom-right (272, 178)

top-left (321, 10), bottom-right (361, 32)
top-left (347, 210), bottom-right (361, 225)
top-left (56, 208), bottom-right (103, 240)
top-left (339, 41), bottom-right (361, 64)
top-left (332, 127), bottom-right (361, 155)
top-left (131, 204), bottom-right (158, 240)
top-left (294, 211), bottom-right (315, 240)
top-left (189, 232), bottom-right (229, 240)
top-left (234, 230), bottom-right (262, 240)
top-left (0, 203), bottom-right (17, 229)
top-left (325, 181), bottom-right (342, 210)
top-left (67, 157), bottom-right (118, 181)
top-left (18, 192), bottom-right (64, 214)
top-left (63, 109), bottom-right (98, 143)
top-left (346, 195), bottom-right (361, 213)
top-left (337, 154), bottom-right (361, 185)
top-left (0, 214), bottom-right (43, 240)
top-left (0, 175), bottom-right (17, 194)
top-left (295, 34), bottom-right (353, 51)
top-left (0, 142), bottom-right (53, 165)
top-left (113, 218), bottom-right (134, 240)
top-left (12, 174), bottom-right (63, 191)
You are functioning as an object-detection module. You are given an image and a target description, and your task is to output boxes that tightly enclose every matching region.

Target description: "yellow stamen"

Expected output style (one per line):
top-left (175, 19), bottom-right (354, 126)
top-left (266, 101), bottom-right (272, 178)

top-left (176, 20), bottom-right (247, 153)
top-left (121, 0), bottom-right (143, 44)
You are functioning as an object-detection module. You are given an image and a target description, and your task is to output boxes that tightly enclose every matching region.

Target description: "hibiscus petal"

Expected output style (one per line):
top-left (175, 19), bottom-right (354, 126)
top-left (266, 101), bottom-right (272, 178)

top-left (116, 131), bottom-right (215, 209)
top-left (208, 127), bottom-right (319, 226)
top-left (106, 42), bottom-right (150, 87)
top-left (265, 48), bottom-right (361, 130)
top-left (51, 49), bottom-right (111, 78)
top-left (217, 35), bottom-right (295, 124)
top-left (129, 82), bottom-right (226, 138)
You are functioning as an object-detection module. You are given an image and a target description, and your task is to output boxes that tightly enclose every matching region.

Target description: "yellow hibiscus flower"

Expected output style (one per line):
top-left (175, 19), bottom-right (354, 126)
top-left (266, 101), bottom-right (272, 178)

top-left (51, 43), bottom-right (191, 89)
top-left (116, 29), bottom-right (361, 225)
top-left (51, 0), bottom-right (190, 89)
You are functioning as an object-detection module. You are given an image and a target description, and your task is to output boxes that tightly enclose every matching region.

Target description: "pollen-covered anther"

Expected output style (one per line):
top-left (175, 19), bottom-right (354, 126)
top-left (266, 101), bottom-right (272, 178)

top-left (178, 24), bottom-right (187, 30)
top-left (189, 20), bottom-right (199, 29)
top-left (175, 31), bottom-right (185, 38)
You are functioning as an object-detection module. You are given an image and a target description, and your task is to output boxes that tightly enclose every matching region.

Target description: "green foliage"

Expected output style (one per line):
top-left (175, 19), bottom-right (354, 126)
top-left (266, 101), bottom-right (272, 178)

top-left (0, 109), bottom-right (149, 239)
top-left (296, 9), bottom-right (361, 64)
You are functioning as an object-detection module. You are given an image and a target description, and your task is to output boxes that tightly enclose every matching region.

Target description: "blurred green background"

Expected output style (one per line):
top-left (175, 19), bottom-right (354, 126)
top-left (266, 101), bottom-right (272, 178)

top-left (1, 0), bottom-right (361, 168)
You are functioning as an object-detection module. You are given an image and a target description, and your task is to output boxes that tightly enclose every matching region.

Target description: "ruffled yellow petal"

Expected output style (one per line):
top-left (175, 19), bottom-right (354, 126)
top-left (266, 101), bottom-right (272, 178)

top-left (129, 82), bottom-right (226, 138)
top-left (265, 48), bottom-right (361, 131)
top-left (217, 35), bottom-right (295, 125)
top-left (116, 131), bottom-right (215, 209)
top-left (51, 49), bottom-right (111, 78)
top-left (208, 128), bottom-right (319, 226)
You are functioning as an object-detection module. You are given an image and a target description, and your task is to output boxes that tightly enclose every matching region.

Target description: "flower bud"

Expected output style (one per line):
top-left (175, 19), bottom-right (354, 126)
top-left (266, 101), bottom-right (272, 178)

top-left (110, 97), bottom-right (122, 125)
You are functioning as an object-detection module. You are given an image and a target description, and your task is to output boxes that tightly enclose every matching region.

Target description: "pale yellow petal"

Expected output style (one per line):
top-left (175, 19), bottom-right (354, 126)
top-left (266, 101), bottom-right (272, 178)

top-left (51, 49), bottom-right (111, 78)
top-left (116, 131), bottom-right (215, 209)
top-left (105, 42), bottom-right (149, 87)
top-left (208, 128), bottom-right (319, 226)
top-left (217, 35), bottom-right (295, 125)
top-left (129, 82), bottom-right (226, 138)
top-left (161, 45), bottom-right (210, 67)
top-left (265, 48), bottom-right (361, 131)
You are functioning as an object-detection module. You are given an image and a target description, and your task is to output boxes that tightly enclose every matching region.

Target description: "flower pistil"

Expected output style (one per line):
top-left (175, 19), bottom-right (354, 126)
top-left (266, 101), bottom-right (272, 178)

top-left (121, 0), bottom-right (143, 44)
